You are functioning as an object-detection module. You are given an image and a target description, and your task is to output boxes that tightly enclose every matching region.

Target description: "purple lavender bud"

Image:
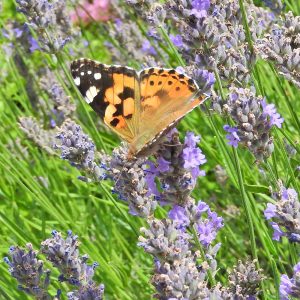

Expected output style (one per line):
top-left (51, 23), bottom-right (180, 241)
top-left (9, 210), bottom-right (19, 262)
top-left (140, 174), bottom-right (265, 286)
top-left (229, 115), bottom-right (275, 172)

top-left (168, 205), bottom-right (190, 228)
top-left (141, 39), bottom-right (157, 56)
top-left (170, 34), bottom-right (184, 48)
top-left (264, 181), bottom-right (300, 243)
top-left (145, 130), bottom-right (206, 205)
top-left (261, 100), bottom-right (284, 128)
top-left (16, 0), bottom-right (72, 53)
top-left (224, 125), bottom-right (240, 148)
top-left (29, 36), bottom-right (40, 52)
top-left (5, 243), bottom-right (51, 299)
top-left (280, 262), bottom-right (300, 299)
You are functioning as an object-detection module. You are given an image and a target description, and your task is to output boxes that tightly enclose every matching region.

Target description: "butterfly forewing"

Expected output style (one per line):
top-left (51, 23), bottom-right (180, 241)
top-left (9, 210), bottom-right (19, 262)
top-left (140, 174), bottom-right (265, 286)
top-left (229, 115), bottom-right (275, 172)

top-left (71, 59), bottom-right (140, 143)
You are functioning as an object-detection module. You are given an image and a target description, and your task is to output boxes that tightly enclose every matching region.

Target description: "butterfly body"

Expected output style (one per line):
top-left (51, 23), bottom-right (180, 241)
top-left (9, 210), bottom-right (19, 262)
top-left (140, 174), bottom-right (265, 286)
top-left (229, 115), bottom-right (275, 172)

top-left (70, 58), bottom-right (207, 158)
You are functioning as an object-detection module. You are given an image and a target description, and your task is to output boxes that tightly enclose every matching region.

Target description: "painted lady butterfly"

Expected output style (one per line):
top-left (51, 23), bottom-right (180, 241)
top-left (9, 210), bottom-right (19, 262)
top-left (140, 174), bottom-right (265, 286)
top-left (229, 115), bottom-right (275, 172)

top-left (70, 58), bottom-right (207, 158)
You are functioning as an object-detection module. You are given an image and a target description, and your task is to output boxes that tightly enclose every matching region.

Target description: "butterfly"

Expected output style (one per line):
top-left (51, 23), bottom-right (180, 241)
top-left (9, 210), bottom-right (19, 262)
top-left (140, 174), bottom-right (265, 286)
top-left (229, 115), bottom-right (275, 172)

top-left (70, 58), bottom-right (207, 158)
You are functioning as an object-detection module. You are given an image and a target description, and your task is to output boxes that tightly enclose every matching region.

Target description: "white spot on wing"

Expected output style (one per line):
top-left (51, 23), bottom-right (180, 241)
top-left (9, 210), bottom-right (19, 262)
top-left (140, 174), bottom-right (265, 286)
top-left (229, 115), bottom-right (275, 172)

top-left (81, 71), bottom-right (84, 76)
top-left (85, 86), bottom-right (98, 104)
top-left (74, 77), bottom-right (80, 86)
top-left (94, 73), bottom-right (101, 80)
top-left (87, 70), bottom-right (92, 75)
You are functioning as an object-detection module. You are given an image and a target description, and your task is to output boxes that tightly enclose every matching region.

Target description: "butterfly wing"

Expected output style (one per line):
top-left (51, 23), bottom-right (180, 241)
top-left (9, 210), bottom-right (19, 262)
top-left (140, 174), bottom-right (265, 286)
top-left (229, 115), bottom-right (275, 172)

top-left (129, 68), bottom-right (206, 155)
top-left (70, 58), bottom-right (140, 142)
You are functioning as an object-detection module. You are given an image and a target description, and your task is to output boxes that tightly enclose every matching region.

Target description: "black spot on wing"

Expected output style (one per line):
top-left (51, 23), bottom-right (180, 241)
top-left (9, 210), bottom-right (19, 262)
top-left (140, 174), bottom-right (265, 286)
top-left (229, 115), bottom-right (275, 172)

top-left (125, 113), bottom-right (133, 119)
top-left (118, 87), bottom-right (134, 101)
top-left (112, 103), bottom-right (123, 117)
top-left (110, 118), bottom-right (119, 127)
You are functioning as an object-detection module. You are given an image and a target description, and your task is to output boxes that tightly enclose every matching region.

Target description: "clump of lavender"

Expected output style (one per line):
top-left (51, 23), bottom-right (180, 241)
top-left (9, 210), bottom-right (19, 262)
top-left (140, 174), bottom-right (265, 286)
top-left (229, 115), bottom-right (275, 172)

top-left (138, 194), bottom-right (224, 298)
top-left (220, 87), bottom-right (283, 160)
top-left (54, 120), bottom-right (157, 217)
top-left (145, 130), bottom-right (206, 205)
top-left (227, 259), bottom-right (264, 298)
top-left (257, 12), bottom-right (300, 88)
top-left (139, 197), bottom-right (262, 298)
top-left (107, 146), bottom-right (158, 217)
top-left (16, 0), bottom-right (72, 53)
top-left (130, 0), bottom-right (275, 85)
top-left (280, 262), bottom-right (300, 299)
top-left (19, 116), bottom-right (56, 154)
top-left (4, 231), bottom-right (105, 300)
top-left (168, 198), bottom-right (224, 248)
top-left (55, 119), bottom-right (103, 180)
top-left (264, 181), bottom-right (300, 243)
top-left (39, 69), bottom-right (76, 127)
top-left (42, 230), bottom-right (105, 299)
top-left (4, 244), bottom-right (52, 300)
top-left (106, 18), bottom-right (162, 66)
top-left (138, 216), bottom-right (214, 299)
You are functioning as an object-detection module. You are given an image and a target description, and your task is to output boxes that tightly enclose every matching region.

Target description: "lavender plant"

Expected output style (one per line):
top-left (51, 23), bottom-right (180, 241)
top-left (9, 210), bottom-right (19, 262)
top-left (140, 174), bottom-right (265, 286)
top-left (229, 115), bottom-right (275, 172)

top-left (257, 11), bottom-right (300, 88)
top-left (4, 244), bottom-right (52, 300)
top-left (4, 231), bottom-right (105, 300)
top-left (128, 0), bottom-right (274, 84)
top-left (280, 262), bottom-right (300, 299)
top-left (19, 116), bottom-right (56, 154)
top-left (16, 0), bottom-right (72, 53)
top-left (39, 69), bottom-right (76, 127)
top-left (264, 181), bottom-right (300, 243)
top-left (217, 86), bottom-right (284, 160)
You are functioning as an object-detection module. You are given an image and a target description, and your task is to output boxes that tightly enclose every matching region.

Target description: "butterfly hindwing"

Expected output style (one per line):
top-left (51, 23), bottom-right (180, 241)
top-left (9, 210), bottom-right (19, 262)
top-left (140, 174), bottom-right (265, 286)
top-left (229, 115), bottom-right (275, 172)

top-left (70, 59), bottom-right (140, 142)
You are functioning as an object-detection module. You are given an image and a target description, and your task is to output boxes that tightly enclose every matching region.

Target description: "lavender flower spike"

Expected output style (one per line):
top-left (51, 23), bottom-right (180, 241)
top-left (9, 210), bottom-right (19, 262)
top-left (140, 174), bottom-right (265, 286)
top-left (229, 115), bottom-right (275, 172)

top-left (102, 145), bottom-right (158, 217)
top-left (16, 0), bottom-right (72, 53)
top-left (220, 87), bottom-right (283, 160)
top-left (228, 260), bottom-right (264, 299)
top-left (55, 120), bottom-right (104, 181)
top-left (257, 12), bottom-right (300, 88)
top-left (138, 218), bottom-right (210, 299)
top-left (4, 243), bottom-right (51, 300)
top-left (146, 130), bottom-right (206, 205)
top-left (280, 262), bottom-right (300, 299)
top-left (264, 181), bottom-right (300, 243)
top-left (41, 230), bottom-right (99, 286)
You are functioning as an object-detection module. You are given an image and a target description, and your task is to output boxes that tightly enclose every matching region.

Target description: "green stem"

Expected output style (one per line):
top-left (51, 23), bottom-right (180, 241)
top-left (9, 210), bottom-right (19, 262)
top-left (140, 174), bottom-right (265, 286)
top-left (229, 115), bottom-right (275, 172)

top-left (213, 69), bottom-right (226, 101)
top-left (232, 148), bottom-right (257, 260)
top-left (238, 0), bottom-right (254, 54)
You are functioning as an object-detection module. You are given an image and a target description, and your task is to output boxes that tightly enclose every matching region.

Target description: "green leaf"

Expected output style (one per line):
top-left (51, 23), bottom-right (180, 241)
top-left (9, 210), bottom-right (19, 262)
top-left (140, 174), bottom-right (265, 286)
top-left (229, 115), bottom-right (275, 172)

top-left (244, 184), bottom-right (270, 194)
